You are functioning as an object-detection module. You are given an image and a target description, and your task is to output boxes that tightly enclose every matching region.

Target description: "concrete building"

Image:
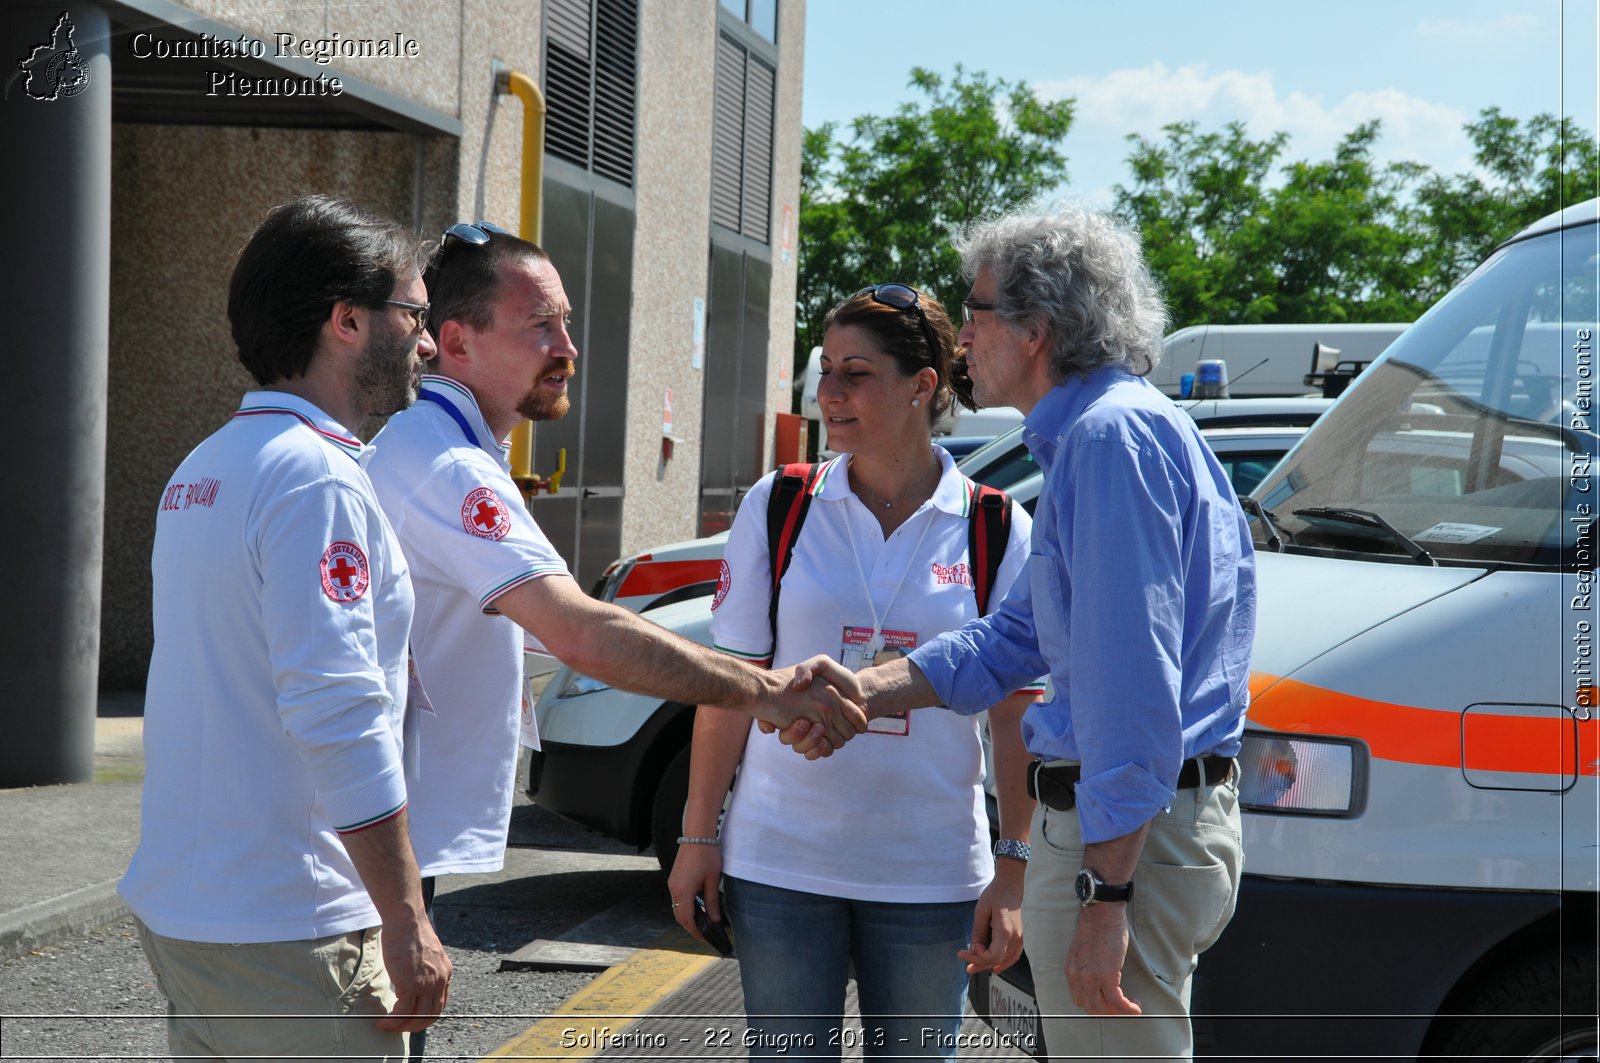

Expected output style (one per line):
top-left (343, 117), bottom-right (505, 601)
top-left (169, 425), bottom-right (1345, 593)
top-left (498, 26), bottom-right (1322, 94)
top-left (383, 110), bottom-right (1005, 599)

top-left (1, 0), bottom-right (805, 784)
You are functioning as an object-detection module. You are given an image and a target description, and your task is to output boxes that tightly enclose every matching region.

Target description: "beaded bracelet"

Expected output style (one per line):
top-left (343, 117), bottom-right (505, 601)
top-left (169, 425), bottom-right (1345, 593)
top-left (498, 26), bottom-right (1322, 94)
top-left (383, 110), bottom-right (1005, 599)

top-left (676, 835), bottom-right (720, 846)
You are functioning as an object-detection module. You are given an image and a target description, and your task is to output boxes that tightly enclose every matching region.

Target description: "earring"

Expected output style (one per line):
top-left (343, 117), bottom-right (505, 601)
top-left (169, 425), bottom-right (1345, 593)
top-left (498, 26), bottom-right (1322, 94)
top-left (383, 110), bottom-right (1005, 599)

top-left (911, 398), bottom-right (921, 407)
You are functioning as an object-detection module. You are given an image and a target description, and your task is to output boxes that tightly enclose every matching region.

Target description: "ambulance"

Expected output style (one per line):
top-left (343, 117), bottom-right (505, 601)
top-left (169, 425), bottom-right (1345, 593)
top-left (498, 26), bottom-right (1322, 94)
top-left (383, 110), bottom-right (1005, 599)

top-left (972, 200), bottom-right (1600, 1060)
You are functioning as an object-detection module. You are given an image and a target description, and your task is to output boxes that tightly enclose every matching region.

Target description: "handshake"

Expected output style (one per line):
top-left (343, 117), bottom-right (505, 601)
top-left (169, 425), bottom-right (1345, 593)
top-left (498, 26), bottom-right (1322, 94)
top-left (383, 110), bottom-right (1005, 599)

top-left (750, 654), bottom-right (898, 759)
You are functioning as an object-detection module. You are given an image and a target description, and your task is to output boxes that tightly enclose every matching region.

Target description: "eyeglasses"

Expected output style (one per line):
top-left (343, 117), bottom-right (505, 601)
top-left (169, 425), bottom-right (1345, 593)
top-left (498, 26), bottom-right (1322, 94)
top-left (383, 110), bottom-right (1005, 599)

top-left (385, 299), bottom-right (430, 332)
top-left (960, 298), bottom-right (997, 325)
top-left (855, 283), bottom-right (942, 364)
top-left (424, 220), bottom-right (515, 300)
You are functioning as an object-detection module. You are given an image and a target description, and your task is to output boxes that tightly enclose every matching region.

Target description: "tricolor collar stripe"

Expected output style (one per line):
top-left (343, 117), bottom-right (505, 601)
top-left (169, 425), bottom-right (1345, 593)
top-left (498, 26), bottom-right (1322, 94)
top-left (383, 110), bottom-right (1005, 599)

top-left (961, 476), bottom-right (975, 518)
top-left (232, 407), bottom-right (364, 459)
top-left (809, 456), bottom-right (842, 496)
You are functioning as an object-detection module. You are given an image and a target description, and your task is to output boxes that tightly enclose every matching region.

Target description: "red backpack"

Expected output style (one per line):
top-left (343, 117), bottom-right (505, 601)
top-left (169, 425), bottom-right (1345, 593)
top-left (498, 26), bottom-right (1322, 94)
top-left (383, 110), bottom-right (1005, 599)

top-left (763, 462), bottom-right (1013, 644)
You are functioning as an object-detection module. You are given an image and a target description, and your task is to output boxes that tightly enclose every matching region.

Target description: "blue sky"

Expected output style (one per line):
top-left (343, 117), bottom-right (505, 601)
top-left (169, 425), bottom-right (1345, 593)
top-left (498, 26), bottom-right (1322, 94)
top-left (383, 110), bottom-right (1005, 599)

top-left (800, 0), bottom-right (1599, 208)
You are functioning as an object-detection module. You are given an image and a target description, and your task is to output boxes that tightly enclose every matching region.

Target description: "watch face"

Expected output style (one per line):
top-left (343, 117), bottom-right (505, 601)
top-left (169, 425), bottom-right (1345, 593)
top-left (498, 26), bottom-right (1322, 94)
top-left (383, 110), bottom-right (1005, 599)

top-left (1074, 868), bottom-right (1095, 904)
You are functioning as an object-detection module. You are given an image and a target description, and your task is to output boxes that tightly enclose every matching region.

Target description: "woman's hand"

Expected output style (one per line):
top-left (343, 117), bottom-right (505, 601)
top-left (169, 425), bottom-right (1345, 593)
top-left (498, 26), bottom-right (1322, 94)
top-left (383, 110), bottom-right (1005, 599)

top-left (666, 841), bottom-right (724, 941)
top-left (958, 861), bottom-right (1025, 974)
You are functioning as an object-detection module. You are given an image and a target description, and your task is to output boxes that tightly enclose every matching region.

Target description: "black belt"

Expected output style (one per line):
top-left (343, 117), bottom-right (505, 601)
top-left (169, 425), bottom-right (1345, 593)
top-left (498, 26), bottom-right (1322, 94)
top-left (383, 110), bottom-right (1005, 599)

top-left (1026, 755), bottom-right (1236, 812)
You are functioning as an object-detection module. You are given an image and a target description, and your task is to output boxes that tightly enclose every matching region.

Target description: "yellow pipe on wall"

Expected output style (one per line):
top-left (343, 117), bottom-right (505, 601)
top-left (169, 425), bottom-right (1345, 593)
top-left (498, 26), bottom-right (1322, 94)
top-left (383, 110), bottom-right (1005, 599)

top-left (496, 67), bottom-right (549, 487)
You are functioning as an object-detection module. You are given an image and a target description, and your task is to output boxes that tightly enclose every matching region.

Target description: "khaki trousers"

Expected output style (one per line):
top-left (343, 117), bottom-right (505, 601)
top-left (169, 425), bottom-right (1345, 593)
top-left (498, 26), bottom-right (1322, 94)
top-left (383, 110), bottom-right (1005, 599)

top-left (136, 919), bottom-right (405, 1061)
top-left (1022, 767), bottom-right (1243, 1061)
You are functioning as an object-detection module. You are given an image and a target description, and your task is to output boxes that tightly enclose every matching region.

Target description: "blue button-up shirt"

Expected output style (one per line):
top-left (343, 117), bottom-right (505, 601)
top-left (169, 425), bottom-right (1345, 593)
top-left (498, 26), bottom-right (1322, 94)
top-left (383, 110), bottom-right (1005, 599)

top-left (909, 366), bottom-right (1255, 842)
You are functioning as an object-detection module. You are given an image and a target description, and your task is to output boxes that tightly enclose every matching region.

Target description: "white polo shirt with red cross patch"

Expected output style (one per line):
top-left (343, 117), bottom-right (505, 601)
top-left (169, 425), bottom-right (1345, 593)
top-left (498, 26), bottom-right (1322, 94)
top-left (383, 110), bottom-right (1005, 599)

top-left (369, 375), bottom-right (570, 875)
top-left (710, 448), bottom-right (1039, 903)
top-left (121, 392), bottom-right (414, 944)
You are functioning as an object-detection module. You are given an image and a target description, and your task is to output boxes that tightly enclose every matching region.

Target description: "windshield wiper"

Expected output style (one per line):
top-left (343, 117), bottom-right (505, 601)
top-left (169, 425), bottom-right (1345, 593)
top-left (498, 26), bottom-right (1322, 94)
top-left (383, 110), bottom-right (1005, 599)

top-left (1238, 496), bottom-right (1286, 552)
top-left (1291, 507), bottom-right (1437, 566)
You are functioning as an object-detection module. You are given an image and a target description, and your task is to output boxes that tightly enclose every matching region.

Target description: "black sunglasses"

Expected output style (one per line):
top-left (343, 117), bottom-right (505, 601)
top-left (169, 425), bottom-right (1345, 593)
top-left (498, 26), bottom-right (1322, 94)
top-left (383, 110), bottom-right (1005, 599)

top-left (854, 283), bottom-right (943, 365)
top-left (424, 220), bottom-right (515, 296)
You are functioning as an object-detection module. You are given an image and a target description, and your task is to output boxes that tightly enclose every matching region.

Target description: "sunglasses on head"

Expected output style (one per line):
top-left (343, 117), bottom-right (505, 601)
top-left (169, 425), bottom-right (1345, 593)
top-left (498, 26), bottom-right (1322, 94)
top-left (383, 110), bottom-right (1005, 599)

top-left (425, 220), bottom-right (515, 296)
top-left (854, 283), bottom-right (942, 366)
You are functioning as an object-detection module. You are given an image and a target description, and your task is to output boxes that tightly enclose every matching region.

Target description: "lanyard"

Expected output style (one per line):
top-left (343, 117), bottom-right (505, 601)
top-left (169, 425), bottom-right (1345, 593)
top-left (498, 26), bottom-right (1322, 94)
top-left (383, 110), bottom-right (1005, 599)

top-left (419, 390), bottom-right (488, 452)
top-left (844, 483), bottom-right (936, 654)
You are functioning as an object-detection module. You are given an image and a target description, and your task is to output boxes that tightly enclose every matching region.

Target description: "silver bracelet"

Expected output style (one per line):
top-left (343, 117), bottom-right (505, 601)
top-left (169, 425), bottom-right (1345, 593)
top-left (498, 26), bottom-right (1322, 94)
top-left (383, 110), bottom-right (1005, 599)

top-left (993, 838), bottom-right (1031, 863)
top-left (676, 835), bottom-right (720, 846)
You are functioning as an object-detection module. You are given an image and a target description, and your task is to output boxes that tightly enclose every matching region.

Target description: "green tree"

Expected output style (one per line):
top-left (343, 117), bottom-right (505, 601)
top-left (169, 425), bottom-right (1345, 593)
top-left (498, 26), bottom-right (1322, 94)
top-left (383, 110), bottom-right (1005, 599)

top-left (1116, 120), bottom-right (1434, 329)
top-left (1114, 109), bottom-right (1600, 331)
top-left (1415, 107), bottom-right (1600, 294)
top-left (796, 66), bottom-right (1074, 374)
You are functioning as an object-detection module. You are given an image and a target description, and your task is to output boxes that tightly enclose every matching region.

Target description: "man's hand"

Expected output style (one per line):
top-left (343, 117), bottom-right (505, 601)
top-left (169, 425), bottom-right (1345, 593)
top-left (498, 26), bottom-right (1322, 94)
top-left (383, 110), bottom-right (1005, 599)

top-left (747, 657), bottom-right (866, 754)
top-left (666, 843), bottom-right (724, 942)
top-left (958, 864), bottom-right (1024, 974)
top-left (1065, 903), bottom-right (1141, 1016)
top-left (376, 917), bottom-right (452, 1032)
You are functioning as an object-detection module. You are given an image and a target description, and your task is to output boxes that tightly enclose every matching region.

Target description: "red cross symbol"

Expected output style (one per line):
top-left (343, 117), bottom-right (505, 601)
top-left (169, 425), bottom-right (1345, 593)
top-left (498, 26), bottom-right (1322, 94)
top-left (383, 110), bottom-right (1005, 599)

top-left (319, 541), bottom-right (370, 602)
top-left (462, 487), bottom-right (511, 541)
top-left (327, 555), bottom-right (359, 587)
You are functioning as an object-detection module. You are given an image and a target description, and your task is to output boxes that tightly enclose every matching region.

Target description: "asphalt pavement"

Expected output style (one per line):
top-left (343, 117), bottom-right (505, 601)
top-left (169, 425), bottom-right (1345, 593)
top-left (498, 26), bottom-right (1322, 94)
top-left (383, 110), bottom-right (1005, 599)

top-left (0, 698), bottom-right (1029, 1062)
top-left (0, 693), bottom-right (146, 964)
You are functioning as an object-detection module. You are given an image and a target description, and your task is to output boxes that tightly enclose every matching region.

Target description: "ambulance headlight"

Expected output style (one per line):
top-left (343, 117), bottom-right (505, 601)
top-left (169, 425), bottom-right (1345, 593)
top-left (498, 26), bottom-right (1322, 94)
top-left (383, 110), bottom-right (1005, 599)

top-left (1237, 732), bottom-right (1364, 815)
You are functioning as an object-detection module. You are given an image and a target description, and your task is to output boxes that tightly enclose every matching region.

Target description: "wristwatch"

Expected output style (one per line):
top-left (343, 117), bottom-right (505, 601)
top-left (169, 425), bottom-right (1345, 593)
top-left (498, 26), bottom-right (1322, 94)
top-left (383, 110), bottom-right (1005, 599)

top-left (1075, 867), bottom-right (1133, 906)
top-left (993, 838), bottom-right (1031, 864)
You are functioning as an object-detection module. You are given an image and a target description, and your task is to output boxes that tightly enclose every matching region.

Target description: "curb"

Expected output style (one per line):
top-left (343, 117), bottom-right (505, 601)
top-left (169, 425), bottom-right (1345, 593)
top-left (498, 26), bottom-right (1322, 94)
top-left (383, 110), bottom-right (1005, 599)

top-left (0, 879), bottom-right (129, 963)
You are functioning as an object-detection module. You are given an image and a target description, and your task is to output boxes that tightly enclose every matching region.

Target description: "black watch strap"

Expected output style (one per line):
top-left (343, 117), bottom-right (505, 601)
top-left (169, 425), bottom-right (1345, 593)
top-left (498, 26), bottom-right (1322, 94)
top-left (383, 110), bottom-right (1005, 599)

top-left (1076, 867), bottom-right (1134, 905)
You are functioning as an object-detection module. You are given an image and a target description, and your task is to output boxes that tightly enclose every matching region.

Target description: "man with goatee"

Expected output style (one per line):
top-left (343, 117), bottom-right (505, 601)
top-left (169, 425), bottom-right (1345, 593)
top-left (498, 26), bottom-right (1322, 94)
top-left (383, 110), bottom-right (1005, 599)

top-left (122, 195), bottom-right (449, 1060)
top-left (367, 226), bottom-right (866, 1061)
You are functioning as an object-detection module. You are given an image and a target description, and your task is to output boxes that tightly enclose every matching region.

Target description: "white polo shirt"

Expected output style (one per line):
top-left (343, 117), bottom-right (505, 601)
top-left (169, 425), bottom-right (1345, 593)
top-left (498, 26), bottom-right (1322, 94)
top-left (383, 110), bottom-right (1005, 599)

top-left (120, 392), bottom-right (413, 944)
top-left (709, 449), bottom-right (1036, 902)
top-left (368, 375), bottom-right (570, 875)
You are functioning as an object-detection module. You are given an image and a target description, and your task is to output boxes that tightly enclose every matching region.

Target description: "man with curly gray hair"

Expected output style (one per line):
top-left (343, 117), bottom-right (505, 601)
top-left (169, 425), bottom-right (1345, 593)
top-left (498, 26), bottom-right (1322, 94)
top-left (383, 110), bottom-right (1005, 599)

top-left (789, 202), bottom-right (1255, 1059)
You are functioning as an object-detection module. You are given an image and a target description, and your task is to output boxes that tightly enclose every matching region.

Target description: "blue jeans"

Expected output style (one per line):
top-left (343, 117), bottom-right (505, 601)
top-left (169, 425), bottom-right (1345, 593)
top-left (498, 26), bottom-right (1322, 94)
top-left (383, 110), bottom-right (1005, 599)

top-left (723, 876), bottom-right (974, 1061)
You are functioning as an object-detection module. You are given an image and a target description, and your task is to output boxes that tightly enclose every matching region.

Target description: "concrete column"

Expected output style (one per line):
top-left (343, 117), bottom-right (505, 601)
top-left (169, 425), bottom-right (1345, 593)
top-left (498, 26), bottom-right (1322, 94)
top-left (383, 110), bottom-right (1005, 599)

top-left (0, 6), bottom-right (111, 785)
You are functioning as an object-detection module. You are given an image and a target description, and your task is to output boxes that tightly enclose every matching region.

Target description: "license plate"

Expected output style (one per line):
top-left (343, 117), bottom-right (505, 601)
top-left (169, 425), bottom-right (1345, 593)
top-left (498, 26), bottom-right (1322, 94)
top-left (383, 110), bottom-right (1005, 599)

top-left (987, 973), bottom-right (1042, 1057)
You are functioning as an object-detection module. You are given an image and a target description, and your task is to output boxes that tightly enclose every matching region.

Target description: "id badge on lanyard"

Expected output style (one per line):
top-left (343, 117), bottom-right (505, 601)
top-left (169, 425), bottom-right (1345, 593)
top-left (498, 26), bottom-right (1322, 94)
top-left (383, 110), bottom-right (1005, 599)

top-left (841, 625), bottom-right (916, 736)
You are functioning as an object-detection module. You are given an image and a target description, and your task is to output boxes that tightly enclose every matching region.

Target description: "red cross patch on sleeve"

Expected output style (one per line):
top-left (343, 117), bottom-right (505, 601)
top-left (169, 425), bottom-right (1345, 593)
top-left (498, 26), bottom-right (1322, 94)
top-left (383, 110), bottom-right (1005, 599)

top-left (320, 541), bottom-right (371, 602)
top-left (711, 559), bottom-right (732, 611)
top-left (462, 486), bottom-right (512, 541)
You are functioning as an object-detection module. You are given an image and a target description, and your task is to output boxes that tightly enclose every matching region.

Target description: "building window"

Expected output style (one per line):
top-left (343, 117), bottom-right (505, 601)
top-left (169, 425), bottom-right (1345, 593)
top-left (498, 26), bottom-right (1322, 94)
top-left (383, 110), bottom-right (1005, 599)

top-left (544, 0), bottom-right (638, 187)
top-left (711, 32), bottom-right (774, 243)
top-left (720, 0), bottom-right (777, 42)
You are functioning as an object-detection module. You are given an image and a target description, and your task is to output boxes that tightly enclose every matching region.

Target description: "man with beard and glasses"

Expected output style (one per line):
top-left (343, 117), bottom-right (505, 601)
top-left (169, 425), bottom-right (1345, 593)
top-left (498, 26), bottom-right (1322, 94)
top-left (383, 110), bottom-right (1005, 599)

top-left (367, 226), bottom-right (869, 1060)
top-left (121, 195), bottom-right (450, 1061)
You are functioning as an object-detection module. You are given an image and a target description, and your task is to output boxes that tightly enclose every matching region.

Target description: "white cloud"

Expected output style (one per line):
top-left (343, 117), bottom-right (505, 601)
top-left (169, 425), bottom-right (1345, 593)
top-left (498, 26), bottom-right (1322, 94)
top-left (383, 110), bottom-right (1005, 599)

top-left (1034, 62), bottom-right (1471, 176)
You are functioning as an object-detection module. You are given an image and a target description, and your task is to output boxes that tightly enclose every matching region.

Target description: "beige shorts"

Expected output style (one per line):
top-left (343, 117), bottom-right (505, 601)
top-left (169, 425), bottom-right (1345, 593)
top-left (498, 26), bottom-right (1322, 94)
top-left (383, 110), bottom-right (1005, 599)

top-left (1022, 769), bottom-right (1243, 1061)
top-left (135, 918), bottom-right (405, 1061)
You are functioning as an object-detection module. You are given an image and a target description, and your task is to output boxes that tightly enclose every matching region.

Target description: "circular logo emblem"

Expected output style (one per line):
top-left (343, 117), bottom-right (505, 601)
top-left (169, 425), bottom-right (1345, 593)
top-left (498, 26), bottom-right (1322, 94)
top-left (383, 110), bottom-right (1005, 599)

top-left (320, 541), bottom-right (370, 603)
top-left (462, 486), bottom-right (512, 541)
top-left (711, 559), bottom-right (732, 611)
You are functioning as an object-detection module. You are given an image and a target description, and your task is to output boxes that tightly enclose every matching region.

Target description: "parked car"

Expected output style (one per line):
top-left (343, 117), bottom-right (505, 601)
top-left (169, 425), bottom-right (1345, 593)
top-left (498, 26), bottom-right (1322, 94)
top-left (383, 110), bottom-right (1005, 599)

top-left (524, 399), bottom-right (1324, 873)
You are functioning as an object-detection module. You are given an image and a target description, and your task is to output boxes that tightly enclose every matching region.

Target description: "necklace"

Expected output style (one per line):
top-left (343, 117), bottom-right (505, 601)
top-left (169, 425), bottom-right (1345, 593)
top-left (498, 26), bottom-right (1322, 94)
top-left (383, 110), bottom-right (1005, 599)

top-left (856, 460), bottom-right (940, 509)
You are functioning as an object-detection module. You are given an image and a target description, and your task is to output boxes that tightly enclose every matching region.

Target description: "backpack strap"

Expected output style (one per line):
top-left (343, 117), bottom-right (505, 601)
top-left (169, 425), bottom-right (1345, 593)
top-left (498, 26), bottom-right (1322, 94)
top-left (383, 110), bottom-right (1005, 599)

top-left (969, 479), bottom-right (1013, 616)
top-left (765, 462), bottom-right (825, 648)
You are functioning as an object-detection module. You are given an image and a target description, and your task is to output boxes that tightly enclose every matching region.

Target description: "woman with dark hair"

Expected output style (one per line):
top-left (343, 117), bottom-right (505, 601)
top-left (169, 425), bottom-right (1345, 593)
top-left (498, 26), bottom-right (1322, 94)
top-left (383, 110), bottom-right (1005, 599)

top-left (668, 284), bottom-right (1039, 1060)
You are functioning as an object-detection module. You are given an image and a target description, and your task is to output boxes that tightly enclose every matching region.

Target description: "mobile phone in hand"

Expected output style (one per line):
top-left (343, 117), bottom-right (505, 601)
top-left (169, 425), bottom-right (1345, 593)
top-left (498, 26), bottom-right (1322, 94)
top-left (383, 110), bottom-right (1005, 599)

top-left (693, 893), bottom-right (733, 957)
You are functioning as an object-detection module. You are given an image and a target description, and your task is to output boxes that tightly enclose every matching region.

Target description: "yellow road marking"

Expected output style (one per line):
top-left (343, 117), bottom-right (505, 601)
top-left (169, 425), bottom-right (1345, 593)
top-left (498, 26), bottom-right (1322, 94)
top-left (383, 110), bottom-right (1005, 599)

top-left (483, 931), bottom-right (720, 1060)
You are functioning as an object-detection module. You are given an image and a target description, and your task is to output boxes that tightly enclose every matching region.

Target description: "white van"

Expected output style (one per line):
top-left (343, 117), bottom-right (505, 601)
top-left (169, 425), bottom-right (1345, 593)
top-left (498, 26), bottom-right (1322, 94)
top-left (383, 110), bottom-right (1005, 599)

top-left (970, 200), bottom-right (1600, 1059)
top-left (1154, 321), bottom-right (1409, 398)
